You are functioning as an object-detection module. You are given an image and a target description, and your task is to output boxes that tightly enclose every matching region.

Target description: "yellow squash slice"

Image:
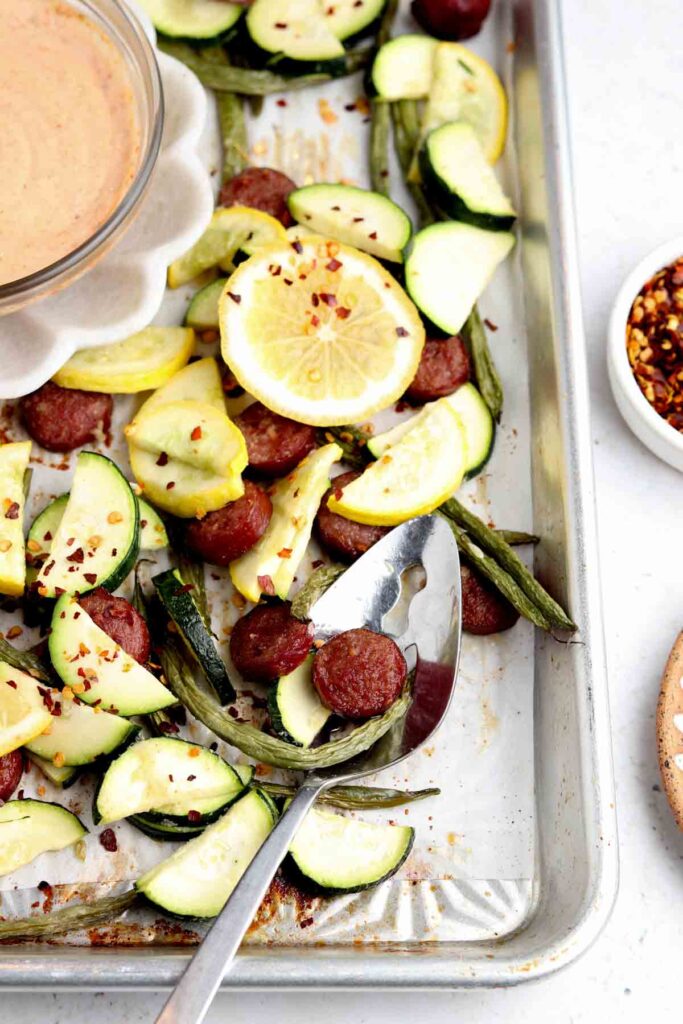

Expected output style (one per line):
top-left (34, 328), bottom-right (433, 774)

top-left (125, 400), bottom-right (247, 478)
top-left (134, 357), bottom-right (226, 421)
top-left (0, 441), bottom-right (31, 597)
top-left (52, 327), bottom-right (195, 394)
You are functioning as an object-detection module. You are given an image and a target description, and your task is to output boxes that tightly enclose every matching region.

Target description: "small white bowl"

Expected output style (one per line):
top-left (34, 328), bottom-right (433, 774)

top-left (607, 235), bottom-right (683, 472)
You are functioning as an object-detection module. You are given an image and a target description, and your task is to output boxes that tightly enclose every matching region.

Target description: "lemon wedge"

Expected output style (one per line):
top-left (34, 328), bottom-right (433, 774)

top-left (126, 400), bottom-right (247, 478)
top-left (168, 207), bottom-right (287, 288)
top-left (328, 399), bottom-right (466, 525)
top-left (0, 441), bottom-right (31, 598)
top-left (135, 357), bottom-right (226, 421)
top-left (53, 327), bottom-right (195, 393)
top-left (0, 663), bottom-right (53, 757)
top-left (219, 239), bottom-right (425, 426)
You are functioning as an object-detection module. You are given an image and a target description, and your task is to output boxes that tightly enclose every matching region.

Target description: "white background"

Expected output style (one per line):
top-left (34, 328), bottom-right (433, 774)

top-left (6, 0), bottom-right (683, 1018)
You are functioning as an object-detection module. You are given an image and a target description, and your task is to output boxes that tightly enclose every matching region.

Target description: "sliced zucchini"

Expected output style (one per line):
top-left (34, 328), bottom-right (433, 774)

top-left (185, 280), bottom-right (226, 330)
top-left (49, 594), bottom-right (176, 716)
top-left (137, 496), bottom-right (169, 550)
top-left (268, 655), bottom-right (330, 748)
top-left (137, 0), bottom-right (243, 40)
top-left (130, 444), bottom-right (244, 519)
top-left (0, 662), bottom-right (53, 757)
top-left (246, 0), bottom-right (345, 64)
top-left (287, 806), bottom-right (414, 894)
top-left (52, 328), bottom-right (195, 394)
top-left (135, 357), bottom-right (226, 420)
top-left (323, 0), bottom-right (387, 42)
top-left (446, 383), bottom-right (495, 477)
top-left (129, 813), bottom-right (205, 842)
top-left (168, 208), bottom-right (287, 288)
top-left (405, 221), bottom-right (514, 335)
top-left (0, 441), bottom-right (32, 597)
top-left (230, 442), bottom-right (342, 603)
top-left (370, 34), bottom-right (437, 100)
top-left (368, 382), bottom-right (494, 479)
top-left (153, 569), bottom-right (236, 704)
top-left (0, 799), bottom-right (86, 877)
top-left (94, 737), bottom-right (244, 824)
top-left (25, 698), bottom-right (139, 767)
top-left (25, 751), bottom-right (80, 788)
top-left (287, 184), bottom-right (412, 264)
top-left (136, 788), bottom-right (277, 918)
top-left (35, 452), bottom-right (140, 598)
top-left (421, 122), bottom-right (516, 230)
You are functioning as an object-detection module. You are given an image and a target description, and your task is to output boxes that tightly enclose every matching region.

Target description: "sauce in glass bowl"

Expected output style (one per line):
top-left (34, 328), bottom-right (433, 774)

top-left (0, 0), bottom-right (142, 287)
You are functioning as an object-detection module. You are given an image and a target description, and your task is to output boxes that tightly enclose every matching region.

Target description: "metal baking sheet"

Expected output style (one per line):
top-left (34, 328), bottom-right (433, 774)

top-left (0, 0), bottom-right (618, 988)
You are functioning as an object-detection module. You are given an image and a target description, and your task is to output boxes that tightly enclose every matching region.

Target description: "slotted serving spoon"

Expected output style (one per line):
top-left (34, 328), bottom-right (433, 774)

top-left (156, 513), bottom-right (461, 1024)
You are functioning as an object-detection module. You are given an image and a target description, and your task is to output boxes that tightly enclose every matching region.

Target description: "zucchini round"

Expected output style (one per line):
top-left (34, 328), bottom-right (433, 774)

top-left (25, 699), bottom-right (139, 767)
top-left (137, 0), bottom-right (243, 40)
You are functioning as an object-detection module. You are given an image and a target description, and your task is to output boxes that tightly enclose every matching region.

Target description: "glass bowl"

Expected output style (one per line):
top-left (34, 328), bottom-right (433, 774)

top-left (0, 0), bottom-right (163, 315)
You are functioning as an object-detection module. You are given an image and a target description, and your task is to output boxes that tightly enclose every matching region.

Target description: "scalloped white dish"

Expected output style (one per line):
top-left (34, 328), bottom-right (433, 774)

top-left (0, 14), bottom-right (214, 401)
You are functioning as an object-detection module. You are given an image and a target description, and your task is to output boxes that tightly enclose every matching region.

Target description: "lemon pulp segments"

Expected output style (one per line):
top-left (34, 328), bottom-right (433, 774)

top-left (220, 239), bottom-right (425, 426)
top-left (328, 399), bottom-right (467, 525)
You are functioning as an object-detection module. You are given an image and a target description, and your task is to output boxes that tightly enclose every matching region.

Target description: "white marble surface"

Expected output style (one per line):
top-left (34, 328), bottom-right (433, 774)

top-left (5, 0), bottom-right (683, 1019)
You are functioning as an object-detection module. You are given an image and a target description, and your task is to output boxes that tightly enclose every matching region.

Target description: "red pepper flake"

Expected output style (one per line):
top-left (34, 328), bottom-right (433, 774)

top-left (335, 307), bottom-right (351, 320)
top-left (5, 679), bottom-right (17, 689)
top-left (99, 828), bottom-right (118, 852)
top-left (227, 292), bottom-right (242, 304)
top-left (166, 481), bottom-right (176, 490)
top-left (158, 719), bottom-right (179, 735)
top-left (168, 774), bottom-right (174, 783)
top-left (291, 240), bottom-right (303, 254)
top-left (156, 451), bottom-right (169, 467)
top-left (187, 774), bottom-right (196, 781)
top-left (190, 426), bottom-right (203, 441)
top-left (83, 573), bottom-right (98, 585)
top-left (311, 293), bottom-right (320, 307)
top-left (319, 292), bottom-right (337, 307)
top-left (396, 327), bottom-right (409, 337)
top-left (326, 258), bottom-right (342, 272)
top-left (257, 574), bottom-right (276, 596)
top-left (311, 559), bottom-right (324, 569)
top-left (484, 318), bottom-right (498, 331)
top-left (277, 547), bottom-right (293, 559)
top-left (311, 315), bottom-right (320, 327)
top-left (173, 584), bottom-right (195, 596)
top-left (43, 531), bottom-right (52, 542)
top-left (269, 264), bottom-right (282, 277)
top-left (4, 502), bottom-right (19, 520)
top-left (276, 98), bottom-right (287, 107)
top-left (274, 21), bottom-right (288, 28)
top-left (352, 217), bottom-right (364, 223)
top-left (187, 810), bottom-right (202, 823)
top-left (283, 278), bottom-right (294, 286)
top-left (66, 547), bottom-right (84, 563)
top-left (369, 231), bottom-right (378, 240)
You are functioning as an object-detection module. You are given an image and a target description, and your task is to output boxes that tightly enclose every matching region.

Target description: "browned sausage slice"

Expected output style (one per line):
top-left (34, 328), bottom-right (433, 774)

top-left (404, 335), bottom-right (470, 404)
top-left (79, 588), bottom-right (151, 663)
top-left (314, 471), bottom-right (389, 562)
top-left (218, 167), bottom-right (297, 227)
top-left (185, 481), bottom-right (272, 567)
top-left (460, 563), bottom-right (520, 635)
top-left (0, 750), bottom-right (23, 802)
top-left (313, 628), bottom-right (406, 719)
top-left (20, 381), bottom-right (113, 453)
top-left (234, 401), bottom-right (317, 477)
top-left (230, 602), bottom-right (312, 683)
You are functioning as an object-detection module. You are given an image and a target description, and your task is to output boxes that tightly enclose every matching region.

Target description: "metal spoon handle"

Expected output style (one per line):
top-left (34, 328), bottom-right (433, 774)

top-left (155, 782), bottom-right (323, 1024)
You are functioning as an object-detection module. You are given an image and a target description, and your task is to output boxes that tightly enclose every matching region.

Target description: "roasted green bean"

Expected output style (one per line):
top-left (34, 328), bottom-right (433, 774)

top-left (260, 781), bottom-right (439, 810)
top-left (462, 307), bottom-right (504, 422)
top-left (0, 890), bottom-right (138, 941)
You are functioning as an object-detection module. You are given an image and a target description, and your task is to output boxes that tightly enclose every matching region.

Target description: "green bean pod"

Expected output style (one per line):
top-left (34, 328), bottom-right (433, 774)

top-left (462, 307), bottom-right (504, 422)
top-left (260, 781), bottom-right (439, 810)
top-left (0, 890), bottom-right (138, 941)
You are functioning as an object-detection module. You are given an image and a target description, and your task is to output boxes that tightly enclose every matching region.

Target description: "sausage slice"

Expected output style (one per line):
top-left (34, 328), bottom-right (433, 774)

top-left (20, 381), bottom-right (113, 453)
top-left (313, 628), bottom-right (406, 719)
top-left (79, 588), bottom-right (151, 663)
top-left (0, 750), bottom-right (23, 802)
top-left (234, 401), bottom-right (317, 477)
top-left (314, 471), bottom-right (389, 562)
top-left (230, 602), bottom-right (313, 683)
top-left (218, 167), bottom-right (297, 227)
top-left (185, 481), bottom-right (272, 567)
top-left (460, 563), bottom-right (520, 635)
top-left (404, 335), bottom-right (470, 404)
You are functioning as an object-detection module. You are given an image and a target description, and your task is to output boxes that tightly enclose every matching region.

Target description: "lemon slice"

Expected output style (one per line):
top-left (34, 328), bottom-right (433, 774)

top-left (219, 239), bottom-right (425, 426)
top-left (168, 207), bottom-right (287, 288)
top-left (136, 357), bottom-right (226, 421)
top-left (0, 441), bottom-right (31, 598)
top-left (0, 663), bottom-right (53, 757)
top-left (328, 399), bottom-right (466, 525)
top-left (53, 327), bottom-right (195, 394)
top-left (418, 43), bottom-right (507, 167)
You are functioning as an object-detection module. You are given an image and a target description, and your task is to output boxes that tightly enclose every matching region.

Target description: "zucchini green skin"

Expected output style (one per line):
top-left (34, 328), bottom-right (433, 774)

top-left (129, 813), bottom-right (206, 842)
top-left (152, 568), bottom-right (236, 704)
top-left (420, 148), bottom-right (516, 232)
top-left (285, 819), bottom-right (415, 896)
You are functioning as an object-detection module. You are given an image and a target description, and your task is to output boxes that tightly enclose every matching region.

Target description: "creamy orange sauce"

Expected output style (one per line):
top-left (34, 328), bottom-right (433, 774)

top-left (0, 0), bottom-right (141, 286)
